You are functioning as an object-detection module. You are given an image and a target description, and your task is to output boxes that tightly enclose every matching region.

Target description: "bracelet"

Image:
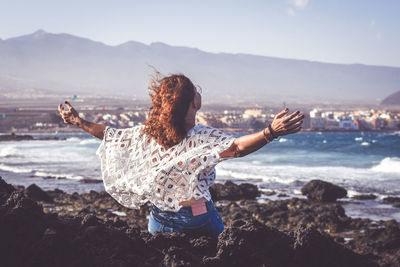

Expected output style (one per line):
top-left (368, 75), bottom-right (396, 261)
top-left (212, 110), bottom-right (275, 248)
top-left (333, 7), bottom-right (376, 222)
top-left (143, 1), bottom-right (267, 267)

top-left (263, 127), bottom-right (274, 143)
top-left (267, 124), bottom-right (279, 139)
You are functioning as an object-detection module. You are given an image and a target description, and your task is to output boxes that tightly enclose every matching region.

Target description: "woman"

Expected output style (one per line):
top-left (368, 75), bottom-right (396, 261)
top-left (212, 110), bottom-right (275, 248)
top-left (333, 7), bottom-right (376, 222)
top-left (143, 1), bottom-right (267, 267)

top-left (58, 74), bottom-right (303, 238)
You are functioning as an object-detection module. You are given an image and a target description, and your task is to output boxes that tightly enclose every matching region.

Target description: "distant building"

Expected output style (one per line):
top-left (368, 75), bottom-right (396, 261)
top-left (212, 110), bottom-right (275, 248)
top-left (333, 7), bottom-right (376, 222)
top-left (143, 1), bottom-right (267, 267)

top-left (325, 119), bottom-right (339, 130)
top-left (120, 114), bottom-right (131, 122)
top-left (371, 117), bottom-right (385, 130)
top-left (338, 116), bottom-right (359, 130)
top-left (386, 117), bottom-right (400, 129)
top-left (309, 109), bottom-right (325, 129)
top-left (242, 109), bottom-right (263, 119)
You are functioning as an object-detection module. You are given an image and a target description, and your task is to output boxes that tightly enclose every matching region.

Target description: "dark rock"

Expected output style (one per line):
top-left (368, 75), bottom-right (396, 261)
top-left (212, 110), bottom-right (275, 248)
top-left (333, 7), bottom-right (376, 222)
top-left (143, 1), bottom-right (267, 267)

top-left (80, 214), bottom-right (100, 227)
top-left (210, 181), bottom-right (260, 201)
top-left (351, 219), bottom-right (400, 266)
top-left (25, 184), bottom-right (54, 203)
top-left (238, 182), bottom-right (260, 199)
top-left (0, 133), bottom-right (34, 141)
top-left (5, 191), bottom-right (44, 216)
top-left (293, 225), bottom-right (377, 267)
top-left (145, 232), bottom-right (209, 266)
top-left (112, 216), bottom-right (129, 228)
top-left (0, 177), bottom-right (391, 266)
top-left (0, 178), bottom-right (159, 267)
top-left (0, 176), bottom-right (15, 204)
top-left (79, 178), bottom-right (102, 184)
top-left (278, 193), bottom-right (289, 197)
top-left (161, 246), bottom-right (199, 266)
top-left (12, 184), bottom-right (25, 191)
top-left (205, 218), bottom-right (294, 266)
top-left (262, 190), bottom-right (276, 196)
top-left (204, 218), bottom-right (376, 266)
top-left (301, 179), bottom-right (347, 202)
top-left (382, 196), bottom-right (400, 203)
top-left (352, 194), bottom-right (377, 200)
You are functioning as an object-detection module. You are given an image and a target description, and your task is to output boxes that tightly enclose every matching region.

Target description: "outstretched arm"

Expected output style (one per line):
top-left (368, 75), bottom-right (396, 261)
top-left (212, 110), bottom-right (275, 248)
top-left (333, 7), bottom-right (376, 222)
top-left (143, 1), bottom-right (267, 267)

top-left (220, 108), bottom-right (304, 158)
top-left (58, 101), bottom-right (106, 140)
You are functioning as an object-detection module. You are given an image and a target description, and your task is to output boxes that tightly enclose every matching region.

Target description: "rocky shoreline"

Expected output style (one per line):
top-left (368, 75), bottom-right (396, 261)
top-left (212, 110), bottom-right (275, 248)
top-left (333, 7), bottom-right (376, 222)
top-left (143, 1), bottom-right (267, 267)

top-left (0, 133), bottom-right (65, 141)
top-left (1, 177), bottom-right (399, 266)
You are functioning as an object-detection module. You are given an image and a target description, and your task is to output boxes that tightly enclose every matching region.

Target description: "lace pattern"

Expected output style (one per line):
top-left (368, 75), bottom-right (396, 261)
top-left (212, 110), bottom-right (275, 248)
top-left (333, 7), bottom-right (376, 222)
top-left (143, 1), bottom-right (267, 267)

top-left (96, 124), bottom-right (236, 212)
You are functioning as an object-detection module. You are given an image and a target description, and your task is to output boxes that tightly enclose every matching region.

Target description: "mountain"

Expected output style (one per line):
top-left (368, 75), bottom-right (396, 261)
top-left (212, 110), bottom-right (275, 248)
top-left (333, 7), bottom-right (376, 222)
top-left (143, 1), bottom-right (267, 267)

top-left (381, 90), bottom-right (400, 106)
top-left (1, 30), bottom-right (400, 104)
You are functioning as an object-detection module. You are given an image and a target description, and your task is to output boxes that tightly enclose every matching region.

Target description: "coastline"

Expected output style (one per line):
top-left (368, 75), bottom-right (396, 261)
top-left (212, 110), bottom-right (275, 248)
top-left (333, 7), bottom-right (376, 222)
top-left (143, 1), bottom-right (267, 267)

top-left (2, 168), bottom-right (400, 223)
top-left (1, 176), bottom-right (399, 266)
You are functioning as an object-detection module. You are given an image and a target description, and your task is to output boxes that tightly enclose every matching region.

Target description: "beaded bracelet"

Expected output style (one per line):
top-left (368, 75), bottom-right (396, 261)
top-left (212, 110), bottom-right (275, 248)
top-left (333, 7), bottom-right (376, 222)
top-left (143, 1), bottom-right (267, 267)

top-left (263, 124), bottom-right (280, 143)
top-left (267, 124), bottom-right (279, 139)
top-left (263, 127), bottom-right (274, 143)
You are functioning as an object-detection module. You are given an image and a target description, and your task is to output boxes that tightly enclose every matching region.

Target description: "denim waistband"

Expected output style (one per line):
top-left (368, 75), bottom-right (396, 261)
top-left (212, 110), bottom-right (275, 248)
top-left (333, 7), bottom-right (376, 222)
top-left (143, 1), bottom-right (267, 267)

top-left (151, 200), bottom-right (215, 216)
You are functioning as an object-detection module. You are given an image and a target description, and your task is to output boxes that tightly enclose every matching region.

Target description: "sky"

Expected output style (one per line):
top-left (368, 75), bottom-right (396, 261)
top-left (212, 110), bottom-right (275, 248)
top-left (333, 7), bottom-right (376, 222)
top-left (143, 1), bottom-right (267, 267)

top-left (1, 0), bottom-right (399, 67)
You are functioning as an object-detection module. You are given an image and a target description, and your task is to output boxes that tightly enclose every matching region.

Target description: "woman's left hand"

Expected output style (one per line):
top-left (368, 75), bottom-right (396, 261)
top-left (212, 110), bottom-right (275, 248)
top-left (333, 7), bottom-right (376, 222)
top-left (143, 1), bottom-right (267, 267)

top-left (270, 108), bottom-right (304, 137)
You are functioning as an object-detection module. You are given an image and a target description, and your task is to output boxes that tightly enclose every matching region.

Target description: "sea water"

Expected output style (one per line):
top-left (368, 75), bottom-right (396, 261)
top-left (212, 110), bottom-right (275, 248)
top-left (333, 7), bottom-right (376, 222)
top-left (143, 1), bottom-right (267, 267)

top-left (0, 131), bottom-right (399, 221)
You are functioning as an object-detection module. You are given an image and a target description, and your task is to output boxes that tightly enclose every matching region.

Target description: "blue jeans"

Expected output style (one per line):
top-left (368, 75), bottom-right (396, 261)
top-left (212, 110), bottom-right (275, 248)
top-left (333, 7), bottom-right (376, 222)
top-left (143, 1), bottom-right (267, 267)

top-left (148, 200), bottom-right (224, 239)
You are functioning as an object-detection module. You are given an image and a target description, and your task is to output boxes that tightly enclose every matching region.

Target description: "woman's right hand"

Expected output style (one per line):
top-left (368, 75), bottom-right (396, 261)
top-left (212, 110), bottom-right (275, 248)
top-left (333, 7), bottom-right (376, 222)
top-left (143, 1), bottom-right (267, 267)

top-left (270, 108), bottom-right (304, 137)
top-left (58, 101), bottom-right (82, 127)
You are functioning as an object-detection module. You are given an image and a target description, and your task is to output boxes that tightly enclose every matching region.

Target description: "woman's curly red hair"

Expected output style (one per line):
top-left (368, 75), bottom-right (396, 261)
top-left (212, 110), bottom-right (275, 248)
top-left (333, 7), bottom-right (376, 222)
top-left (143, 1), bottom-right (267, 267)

top-left (143, 73), bottom-right (196, 149)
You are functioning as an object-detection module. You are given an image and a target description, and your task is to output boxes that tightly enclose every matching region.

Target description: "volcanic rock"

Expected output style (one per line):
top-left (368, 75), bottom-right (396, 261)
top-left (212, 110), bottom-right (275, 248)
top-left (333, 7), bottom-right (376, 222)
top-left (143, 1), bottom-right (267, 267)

top-left (0, 178), bottom-right (389, 266)
top-left (352, 194), bottom-right (377, 200)
top-left (0, 133), bottom-right (34, 141)
top-left (292, 225), bottom-right (377, 267)
top-left (204, 218), bottom-right (294, 266)
top-left (383, 196), bottom-right (400, 203)
top-left (301, 179), bottom-right (347, 202)
top-left (25, 183), bottom-right (54, 203)
top-left (209, 181), bottom-right (260, 201)
top-left (0, 176), bottom-right (15, 204)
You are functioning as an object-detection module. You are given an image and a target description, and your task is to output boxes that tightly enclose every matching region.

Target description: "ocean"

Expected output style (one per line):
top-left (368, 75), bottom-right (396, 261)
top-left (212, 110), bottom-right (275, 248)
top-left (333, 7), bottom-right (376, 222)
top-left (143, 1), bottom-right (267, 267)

top-left (1, 130), bottom-right (399, 221)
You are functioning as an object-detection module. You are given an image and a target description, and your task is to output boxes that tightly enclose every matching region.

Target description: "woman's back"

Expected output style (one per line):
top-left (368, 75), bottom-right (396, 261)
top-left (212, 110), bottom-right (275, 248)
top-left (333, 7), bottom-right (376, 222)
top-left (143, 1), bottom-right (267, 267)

top-left (58, 73), bottom-right (303, 237)
top-left (96, 123), bottom-right (236, 212)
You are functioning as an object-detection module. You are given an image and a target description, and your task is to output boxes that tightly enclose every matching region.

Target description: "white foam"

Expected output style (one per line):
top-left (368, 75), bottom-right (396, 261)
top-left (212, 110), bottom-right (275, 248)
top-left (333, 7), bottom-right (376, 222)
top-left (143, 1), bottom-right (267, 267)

top-left (360, 142), bottom-right (370, 146)
top-left (217, 159), bottom-right (400, 196)
top-left (347, 189), bottom-right (362, 198)
top-left (370, 157), bottom-right (400, 174)
top-left (279, 138), bottom-right (288, 143)
top-left (0, 164), bottom-right (88, 180)
top-left (354, 137), bottom-right (363, 141)
top-left (79, 139), bottom-right (99, 145)
top-left (293, 189), bottom-right (302, 195)
top-left (0, 164), bottom-right (33, 173)
top-left (0, 145), bottom-right (18, 157)
top-left (33, 171), bottom-right (85, 180)
top-left (66, 137), bottom-right (81, 142)
top-left (216, 168), bottom-right (266, 180)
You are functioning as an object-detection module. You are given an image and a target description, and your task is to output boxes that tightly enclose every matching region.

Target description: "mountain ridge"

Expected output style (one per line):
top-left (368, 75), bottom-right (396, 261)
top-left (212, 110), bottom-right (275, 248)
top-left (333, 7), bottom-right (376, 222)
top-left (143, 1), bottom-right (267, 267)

top-left (381, 90), bottom-right (400, 106)
top-left (1, 30), bottom-right (399, 104)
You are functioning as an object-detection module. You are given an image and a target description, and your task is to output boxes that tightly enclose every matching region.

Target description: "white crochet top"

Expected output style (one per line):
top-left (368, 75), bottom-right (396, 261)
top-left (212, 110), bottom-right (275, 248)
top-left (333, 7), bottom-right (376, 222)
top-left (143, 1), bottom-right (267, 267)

top-left (96, 124), bottom-right (236, 212)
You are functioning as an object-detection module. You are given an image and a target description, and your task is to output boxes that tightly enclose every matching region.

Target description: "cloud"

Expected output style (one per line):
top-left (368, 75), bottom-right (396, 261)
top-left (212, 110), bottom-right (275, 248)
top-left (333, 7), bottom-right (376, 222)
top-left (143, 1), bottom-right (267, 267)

top-left (370, 20), bottom-right (376, 28)
top-left (292, 0), bottom-right (309, 9)
top-left (287, 0), bottom-right (309, 16)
